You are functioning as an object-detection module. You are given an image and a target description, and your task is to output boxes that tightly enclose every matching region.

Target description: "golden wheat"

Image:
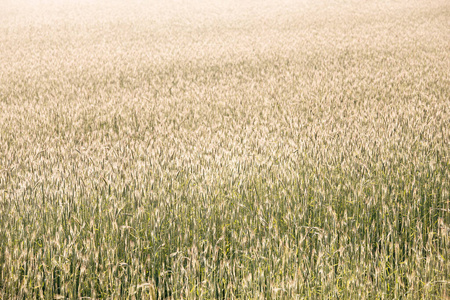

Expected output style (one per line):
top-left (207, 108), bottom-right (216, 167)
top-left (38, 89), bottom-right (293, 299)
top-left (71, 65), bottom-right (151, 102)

top-left (0, 0), bottom-right (449, 298)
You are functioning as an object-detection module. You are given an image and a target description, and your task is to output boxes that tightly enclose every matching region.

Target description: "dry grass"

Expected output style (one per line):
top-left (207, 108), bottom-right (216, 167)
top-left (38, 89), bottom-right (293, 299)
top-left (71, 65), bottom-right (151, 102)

top-left (0, 0), bottom-right (449, 298)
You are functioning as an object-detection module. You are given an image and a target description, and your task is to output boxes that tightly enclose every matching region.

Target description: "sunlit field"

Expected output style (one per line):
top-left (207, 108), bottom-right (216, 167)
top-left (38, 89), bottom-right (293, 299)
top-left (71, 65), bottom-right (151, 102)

top-left (0, 0), bottom-right (449, 298)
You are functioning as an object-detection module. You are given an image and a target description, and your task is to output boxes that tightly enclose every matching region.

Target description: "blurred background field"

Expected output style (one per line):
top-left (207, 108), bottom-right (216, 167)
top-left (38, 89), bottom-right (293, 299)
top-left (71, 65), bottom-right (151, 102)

top-left (0, 0), bottom-right (449, 298)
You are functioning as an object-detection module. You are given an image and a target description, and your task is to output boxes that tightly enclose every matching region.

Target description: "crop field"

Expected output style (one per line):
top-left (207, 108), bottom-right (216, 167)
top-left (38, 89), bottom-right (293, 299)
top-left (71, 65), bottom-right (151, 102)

top-left (0, 0), bottom-right (449, 298)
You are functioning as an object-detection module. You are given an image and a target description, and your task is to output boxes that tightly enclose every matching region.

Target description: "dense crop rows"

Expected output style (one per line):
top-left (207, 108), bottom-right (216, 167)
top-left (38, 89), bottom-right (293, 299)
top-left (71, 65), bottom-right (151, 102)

top-left (0, 0), bottom-right (449, 298)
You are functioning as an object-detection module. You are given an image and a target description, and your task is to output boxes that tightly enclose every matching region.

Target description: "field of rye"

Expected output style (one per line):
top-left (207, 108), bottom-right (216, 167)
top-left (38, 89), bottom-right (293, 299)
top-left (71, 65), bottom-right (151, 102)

top-left (0, 0), bottom-right (449, 298)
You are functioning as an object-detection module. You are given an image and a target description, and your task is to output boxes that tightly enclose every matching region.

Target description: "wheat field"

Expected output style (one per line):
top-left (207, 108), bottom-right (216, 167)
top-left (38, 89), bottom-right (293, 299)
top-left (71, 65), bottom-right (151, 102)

top-left (0, 0), bottom-right (449, 299)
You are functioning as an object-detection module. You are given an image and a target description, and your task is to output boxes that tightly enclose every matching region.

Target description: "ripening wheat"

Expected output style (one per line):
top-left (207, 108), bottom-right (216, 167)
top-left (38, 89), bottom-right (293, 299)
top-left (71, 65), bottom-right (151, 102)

top-left (0, 0), bottom-right (449, 299)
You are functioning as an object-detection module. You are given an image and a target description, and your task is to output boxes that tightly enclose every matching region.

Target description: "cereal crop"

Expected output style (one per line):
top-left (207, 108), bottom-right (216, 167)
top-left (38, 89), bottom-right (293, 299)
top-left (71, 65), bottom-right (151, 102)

top-left (0, 0), bottom-right (449, 298)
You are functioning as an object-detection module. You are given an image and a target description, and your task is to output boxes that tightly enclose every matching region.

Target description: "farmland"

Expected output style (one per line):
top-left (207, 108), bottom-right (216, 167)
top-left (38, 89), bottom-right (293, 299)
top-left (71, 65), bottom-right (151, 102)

top-left (0, 0), bottom-right (449, 298)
